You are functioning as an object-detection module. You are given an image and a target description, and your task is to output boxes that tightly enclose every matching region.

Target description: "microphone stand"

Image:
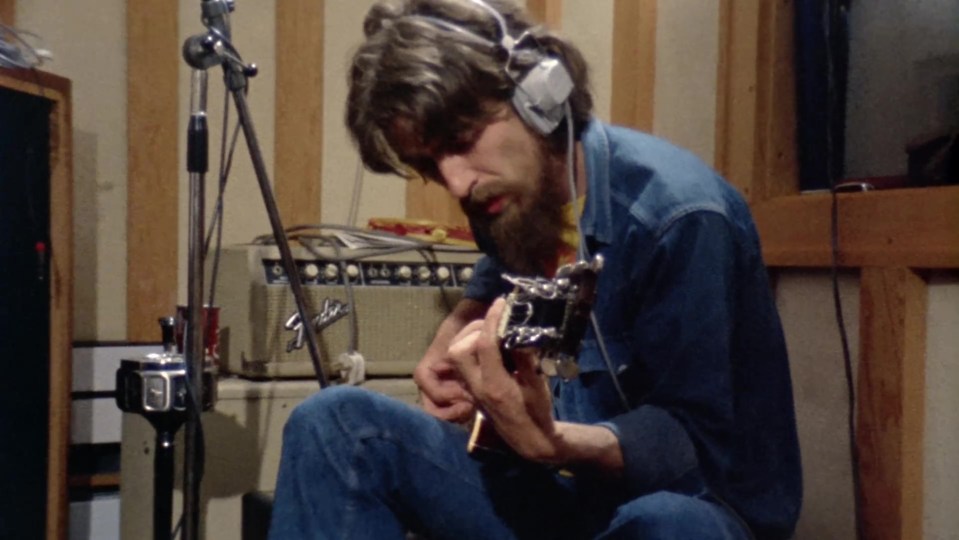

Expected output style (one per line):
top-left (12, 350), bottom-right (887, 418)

top-left (181, 2), bottom-right (330, 538)
top-left (182, 66), bottom-right (210, 540)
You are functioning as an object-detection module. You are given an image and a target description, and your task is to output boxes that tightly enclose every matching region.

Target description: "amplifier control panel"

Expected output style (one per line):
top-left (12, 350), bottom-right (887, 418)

top-left (263, 259), bottom-right (475, 288)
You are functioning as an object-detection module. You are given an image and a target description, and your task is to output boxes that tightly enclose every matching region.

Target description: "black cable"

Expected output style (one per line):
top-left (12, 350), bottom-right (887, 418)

top-left (206, 87), bottom-right (243, 308)
top-left (824, 2), bottom-right (863, 538)
top-left (830, 186), bottom-right (863, 540)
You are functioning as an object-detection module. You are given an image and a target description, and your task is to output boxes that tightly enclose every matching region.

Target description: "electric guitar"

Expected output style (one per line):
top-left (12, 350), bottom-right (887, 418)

top-left (467, 254), bottom-right (604, 455)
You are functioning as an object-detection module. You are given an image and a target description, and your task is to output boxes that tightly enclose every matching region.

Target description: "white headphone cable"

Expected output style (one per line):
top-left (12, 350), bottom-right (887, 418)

top-left (563, 102), bottom-right (630, 411)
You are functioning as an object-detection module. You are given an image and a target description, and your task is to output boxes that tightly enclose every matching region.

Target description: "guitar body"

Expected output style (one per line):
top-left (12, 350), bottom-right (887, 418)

top-left (466, 255), bottom-right (603, 456)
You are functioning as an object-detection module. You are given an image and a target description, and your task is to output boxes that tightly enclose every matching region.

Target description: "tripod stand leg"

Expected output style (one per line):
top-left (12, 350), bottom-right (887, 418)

top-left (154, 429), bottom-right (176, 540)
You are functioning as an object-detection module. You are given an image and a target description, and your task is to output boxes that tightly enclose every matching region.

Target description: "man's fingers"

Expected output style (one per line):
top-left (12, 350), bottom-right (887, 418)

top-left (421, 397), bottom-right (475, 422)
top-left (416, 368), bottom-right (471, 402)
top-left (447, 330), bottom-right (481, 366)
top-left (450, 319), bottom-right (485, 345)
top-left (476, 298), bottom-right (506, 367)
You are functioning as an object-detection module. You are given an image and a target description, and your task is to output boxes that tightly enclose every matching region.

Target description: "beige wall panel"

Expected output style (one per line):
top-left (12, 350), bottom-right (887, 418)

top-left (323, 0), bottom-right (407, 226)
top-left (923, 273), bottom-right (959, 539)
top-left (651, 0), bottom-right (719, 165)
top-left (17, 0), bottom-right (128, 341)
top-left (562, 0), bottom-right (613, 121)
top-left (177, 0), bottom-right (277, 305)
top-left (775, 270), bottom-right (860, 540)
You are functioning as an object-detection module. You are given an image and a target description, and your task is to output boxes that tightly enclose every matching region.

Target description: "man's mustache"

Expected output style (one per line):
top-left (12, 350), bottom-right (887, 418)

top-left (460, 182), bottom-right (508, 215)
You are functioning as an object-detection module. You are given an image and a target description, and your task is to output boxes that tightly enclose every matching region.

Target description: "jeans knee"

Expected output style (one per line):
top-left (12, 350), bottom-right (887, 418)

top-left (599, 491), bottom-right (745, 540)
top-left (284, 386), bottom-right (377, 440)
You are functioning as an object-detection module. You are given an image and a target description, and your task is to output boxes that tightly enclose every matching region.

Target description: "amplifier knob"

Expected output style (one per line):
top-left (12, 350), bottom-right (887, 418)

top-left (303, 263), bottom-right (319, 280)
top-left (458, 267), bottom-right (473, 283)
top-left (436, 266), bottom-right (451, 282)
top-left (323, 263), bottom-right (339, 280)
top-left (346, 264), bottom-right (360, 279)
top-left (416, 265), bottom-right (432, 281)
top-left (397, 265), bottom-right (413, 281)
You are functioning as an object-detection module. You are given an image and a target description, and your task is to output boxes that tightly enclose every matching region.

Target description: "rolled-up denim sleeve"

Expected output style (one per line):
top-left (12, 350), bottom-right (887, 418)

top-left (463, 255), bottom-right (509, 302)
top-left (605, 210), bottom-right (738, 496)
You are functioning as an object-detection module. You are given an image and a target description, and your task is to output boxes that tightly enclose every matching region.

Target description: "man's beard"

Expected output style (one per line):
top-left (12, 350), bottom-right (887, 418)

top-left (465, 167), bottom-right (570, 277)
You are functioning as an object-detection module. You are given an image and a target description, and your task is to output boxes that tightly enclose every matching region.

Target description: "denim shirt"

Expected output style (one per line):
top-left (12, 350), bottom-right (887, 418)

top-left (463, 120), bottom-right (802, 539)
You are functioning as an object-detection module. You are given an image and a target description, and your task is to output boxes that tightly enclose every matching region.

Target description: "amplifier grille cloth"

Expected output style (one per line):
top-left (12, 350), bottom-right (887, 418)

top-left (243, 285), bottom-right (462, 379)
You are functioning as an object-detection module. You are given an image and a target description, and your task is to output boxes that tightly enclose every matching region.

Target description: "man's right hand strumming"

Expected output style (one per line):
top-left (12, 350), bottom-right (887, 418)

top-left (414, 298), bottom-right (488, 423)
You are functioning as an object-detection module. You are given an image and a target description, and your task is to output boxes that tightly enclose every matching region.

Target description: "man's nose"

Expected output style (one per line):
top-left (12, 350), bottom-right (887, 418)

top-left (436, 154), bottom-right (475, 200)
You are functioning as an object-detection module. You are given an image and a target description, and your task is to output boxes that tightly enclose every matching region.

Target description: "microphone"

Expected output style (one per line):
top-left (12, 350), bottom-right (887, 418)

top-left (201, 0), bottom-right (233, 41)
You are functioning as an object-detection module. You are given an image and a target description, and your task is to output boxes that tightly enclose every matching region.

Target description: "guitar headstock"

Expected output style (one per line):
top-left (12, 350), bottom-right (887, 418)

top-left (496, 254), bottom-right (604, 380)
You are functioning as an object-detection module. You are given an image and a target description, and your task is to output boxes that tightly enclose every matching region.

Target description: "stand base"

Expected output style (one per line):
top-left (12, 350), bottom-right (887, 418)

top-left (241, 491), bottom-right (273, 540)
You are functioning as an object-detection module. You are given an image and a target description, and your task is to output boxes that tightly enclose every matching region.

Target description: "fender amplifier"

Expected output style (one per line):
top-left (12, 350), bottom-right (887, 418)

top-left (213, 243), bottom-right (480, 379)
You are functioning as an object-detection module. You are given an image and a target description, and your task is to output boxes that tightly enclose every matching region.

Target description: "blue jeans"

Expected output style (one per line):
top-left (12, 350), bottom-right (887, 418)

top-left (268, 386), bottom-right (752, 540)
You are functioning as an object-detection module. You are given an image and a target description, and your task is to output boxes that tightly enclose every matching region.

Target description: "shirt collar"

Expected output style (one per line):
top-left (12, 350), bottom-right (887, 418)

top-left (580, 119), bottom-right (613, 246)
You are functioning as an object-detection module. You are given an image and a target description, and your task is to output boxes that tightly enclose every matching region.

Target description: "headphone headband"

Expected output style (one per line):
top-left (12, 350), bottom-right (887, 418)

top-left (465, 0), bottom-right (515, 51)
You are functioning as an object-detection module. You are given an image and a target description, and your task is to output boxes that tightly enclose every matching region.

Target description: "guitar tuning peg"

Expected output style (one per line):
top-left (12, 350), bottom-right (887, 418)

top-left (540, 358), bottom-right (558, 377)
top-left (555, 357), bottom-right (580, 381)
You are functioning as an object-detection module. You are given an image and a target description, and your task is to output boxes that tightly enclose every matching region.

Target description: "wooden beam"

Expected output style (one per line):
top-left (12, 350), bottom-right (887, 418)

top-left (46, 71), bottom-right (72, 540)
top-left (526, 0), bottom-right (563, 30)
top-left (610, 0), bottom-right (656, 131)
top-left (858, 267), bottom-right (927, 540)
top-left (127, 0), bottom-right (179, 341)
top-left (68, 472), bottom-right (121, 489)
top-left (753, 186), bottom-right (959, 269)
top-left (714, 0), bottom-right (760, 199)
top-left (0, 0), bottom-right (14, 25)
top-left (0, 66), bottom-right (73, 540)
top-left (753, 0), bottom-right (799, 200)
top-left (275, 0), bottom-right (325, 226)
top-left (715, 0), bottom-right (799, 202)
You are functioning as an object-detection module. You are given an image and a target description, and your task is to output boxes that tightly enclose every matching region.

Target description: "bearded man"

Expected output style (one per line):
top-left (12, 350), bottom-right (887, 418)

top-left (268, 1), bottom-right (802, 539)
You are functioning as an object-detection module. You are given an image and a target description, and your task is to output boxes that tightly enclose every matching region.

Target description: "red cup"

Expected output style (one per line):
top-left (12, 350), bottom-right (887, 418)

top-left (174, 305), bottom-right (220, 364)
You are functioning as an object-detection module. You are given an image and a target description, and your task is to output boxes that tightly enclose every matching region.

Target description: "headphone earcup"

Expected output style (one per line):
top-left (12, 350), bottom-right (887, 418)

top-left (511, 57), bottom-right (574, 135)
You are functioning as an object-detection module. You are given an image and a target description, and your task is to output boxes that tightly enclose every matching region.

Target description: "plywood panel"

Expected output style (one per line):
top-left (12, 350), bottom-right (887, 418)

top-left (753, 0), bottom-right (799, 200)
top-left (610, 0), bottom-right (656, 131)
top-left (0, 0), bottom-right (14, 25)
top-left (858, 267), bottom-right (927, 540)
top-left (714, 0), bottom-right (760, 199)
top-left (275, 0), bottom-right (325, 226)
top-left (127, 0), bottom-right (179, 341)
top-left (527, 0), bottom-right (562, 29)
top-left (715, 0), bottom-right (798, 201)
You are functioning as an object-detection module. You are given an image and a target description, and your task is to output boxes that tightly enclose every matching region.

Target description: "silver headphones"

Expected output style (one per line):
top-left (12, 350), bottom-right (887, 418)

top-left (405, 0), bottom-right (574, 135)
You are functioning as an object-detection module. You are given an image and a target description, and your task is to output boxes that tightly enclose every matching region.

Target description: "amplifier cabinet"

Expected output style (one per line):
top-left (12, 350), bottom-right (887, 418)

top-left (214, 244), bottom-right (480, 379)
